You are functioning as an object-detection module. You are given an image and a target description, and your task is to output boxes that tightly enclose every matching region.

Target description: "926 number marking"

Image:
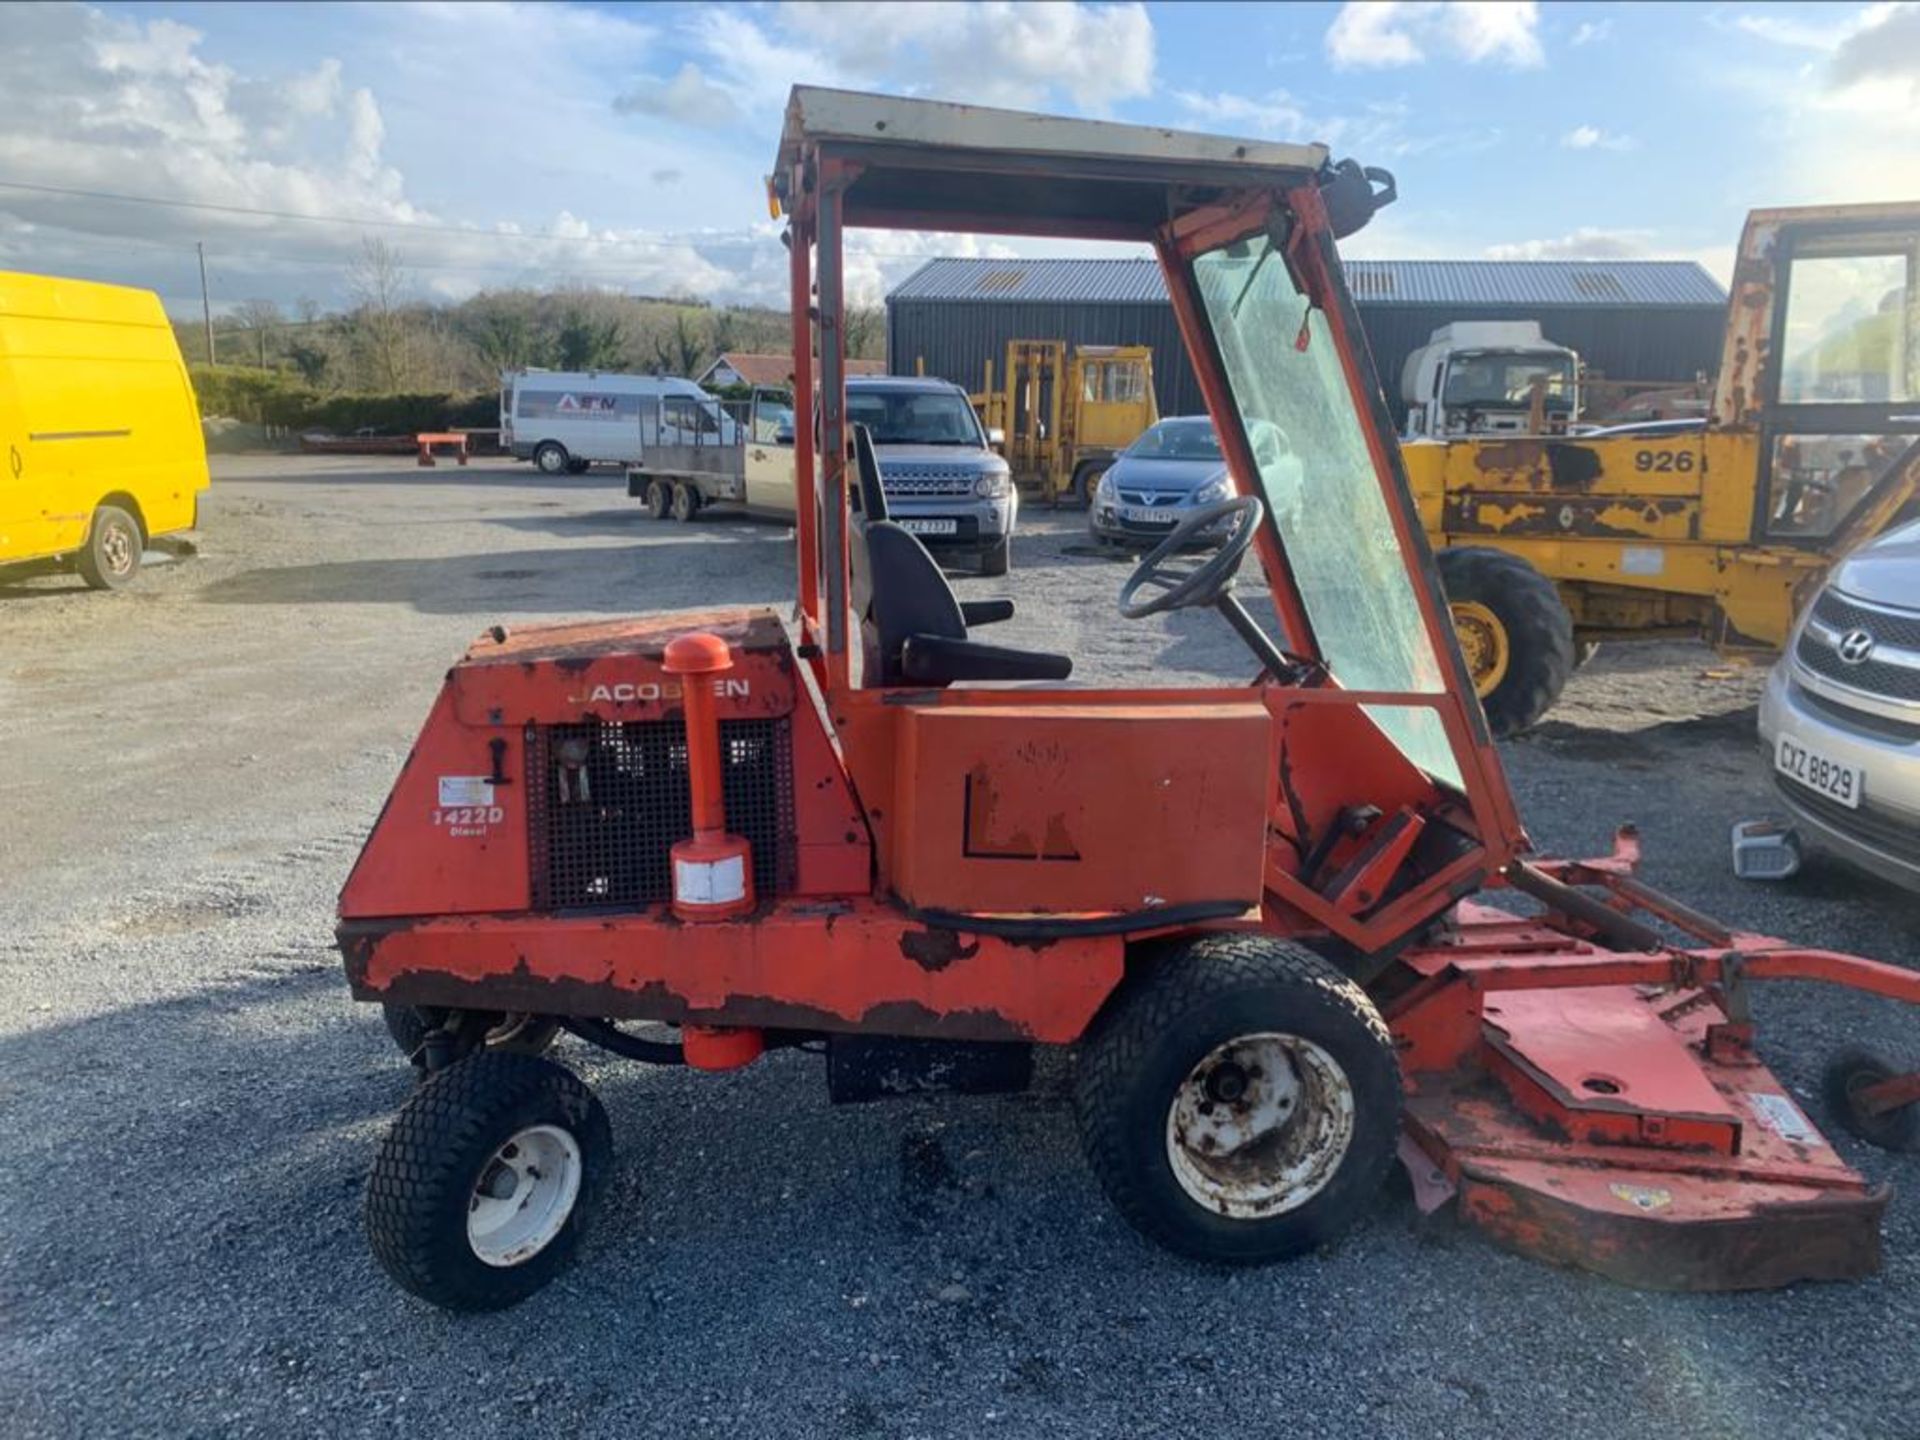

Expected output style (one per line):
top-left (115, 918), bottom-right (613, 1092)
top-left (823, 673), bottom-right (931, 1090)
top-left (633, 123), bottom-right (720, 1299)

top-left (1633, 449), bottom-right (1696, 473)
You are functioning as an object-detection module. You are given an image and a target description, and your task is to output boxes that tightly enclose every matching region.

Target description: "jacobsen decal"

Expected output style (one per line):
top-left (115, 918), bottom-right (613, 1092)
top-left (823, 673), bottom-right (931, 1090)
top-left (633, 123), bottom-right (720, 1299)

top-left (571, 678), bottom-right (752, 704)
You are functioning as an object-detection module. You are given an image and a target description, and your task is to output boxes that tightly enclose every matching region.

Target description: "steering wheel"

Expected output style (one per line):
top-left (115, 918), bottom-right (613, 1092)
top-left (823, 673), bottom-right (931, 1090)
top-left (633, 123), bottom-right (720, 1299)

top-left (1117, 495), bottom-right (1266, 619)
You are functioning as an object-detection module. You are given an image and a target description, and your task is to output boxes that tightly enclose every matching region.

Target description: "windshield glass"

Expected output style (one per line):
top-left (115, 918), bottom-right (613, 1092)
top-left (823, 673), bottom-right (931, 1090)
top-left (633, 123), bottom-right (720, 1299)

top-left (846, 389), bottom-right (983, 446)
top-left (1193, 235), bottom-right (1460, 785)
top-left (1126, 419), bottom-right (1221, 460)
top-left (1443, 353), bottom-right (1576, 411)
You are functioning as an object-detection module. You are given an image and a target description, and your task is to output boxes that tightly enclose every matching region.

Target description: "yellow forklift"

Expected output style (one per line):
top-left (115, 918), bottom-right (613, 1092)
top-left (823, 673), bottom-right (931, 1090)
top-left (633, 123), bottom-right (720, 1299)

top-left (970, 340), bottom-right (1159, 504)
top-left (1403, 201), bottom-right (1920, 735)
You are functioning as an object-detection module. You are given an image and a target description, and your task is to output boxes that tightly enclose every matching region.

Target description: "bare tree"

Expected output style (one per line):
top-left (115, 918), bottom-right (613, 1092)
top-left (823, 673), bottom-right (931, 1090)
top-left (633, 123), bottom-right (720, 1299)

top-left (843, 306), bottom-right (884, 361)
top-left (232, 298), bottom-right (282, 369)
top-left (347, 237), bottom-right (412, 390)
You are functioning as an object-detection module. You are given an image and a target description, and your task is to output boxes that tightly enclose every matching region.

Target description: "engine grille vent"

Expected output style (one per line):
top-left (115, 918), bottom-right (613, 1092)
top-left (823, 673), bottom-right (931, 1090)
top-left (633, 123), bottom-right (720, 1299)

top-left (527, 717), bottom-right (792, 910)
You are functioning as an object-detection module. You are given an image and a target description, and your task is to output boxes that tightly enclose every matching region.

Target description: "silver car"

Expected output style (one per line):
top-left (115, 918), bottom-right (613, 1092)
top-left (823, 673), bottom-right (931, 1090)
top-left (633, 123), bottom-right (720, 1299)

top-left (847, 377), bottom-right (1017, 576)
top-left (1758, 517), bottom-right (1920, 890)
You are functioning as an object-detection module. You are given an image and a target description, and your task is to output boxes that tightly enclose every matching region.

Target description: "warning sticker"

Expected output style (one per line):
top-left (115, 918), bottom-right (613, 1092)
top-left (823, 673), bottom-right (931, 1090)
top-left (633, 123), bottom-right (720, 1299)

top-left (1748, 1091), bottom-right (1817, 1143)
top-left (1621, 545), bottom-right (1666, 576)
top-left (438, 776), bottom-right (495, 808)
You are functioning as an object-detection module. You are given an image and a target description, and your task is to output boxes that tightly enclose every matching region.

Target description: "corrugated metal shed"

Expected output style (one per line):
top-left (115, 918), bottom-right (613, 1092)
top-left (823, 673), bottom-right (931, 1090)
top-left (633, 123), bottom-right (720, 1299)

top-left (888, 257), bottom-right (1729, 419)
top-left (890, 257), bottom-right (1170, 305)
top-left (891, 257), bottom-right (1725, 309)
top-left (1345, 260), bottom-right (1724, 308)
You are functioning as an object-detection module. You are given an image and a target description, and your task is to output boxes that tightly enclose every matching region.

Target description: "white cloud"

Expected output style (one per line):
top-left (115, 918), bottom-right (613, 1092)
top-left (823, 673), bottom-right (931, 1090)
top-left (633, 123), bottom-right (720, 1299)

top-left (1561, 124), bottom-right (1633, 150)
top-left (1570, 18), bottom-right (1611, 45)
top-left (1327, 2), bottom-right (1544, 70)
top-left (1828, 1), bottom-right (1920, 95)
top-left (612, 62), bottom-right (741, 128)
top-left (1484, 227), bottom-right (1657, 261)
top-left (1723, 2), bottom-right (1920, 201)
top-left (691, 2), bottom-right (1156, 115)
top-left (0, 5), bottom-right (780, 312)
top-left (1172, 89), bottom-right (1318, 138)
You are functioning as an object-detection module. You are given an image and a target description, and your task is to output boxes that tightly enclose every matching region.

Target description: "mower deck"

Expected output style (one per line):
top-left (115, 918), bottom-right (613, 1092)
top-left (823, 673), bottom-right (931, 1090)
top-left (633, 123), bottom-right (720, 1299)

top-left (1394, 901), bottom-right (1891, 1289)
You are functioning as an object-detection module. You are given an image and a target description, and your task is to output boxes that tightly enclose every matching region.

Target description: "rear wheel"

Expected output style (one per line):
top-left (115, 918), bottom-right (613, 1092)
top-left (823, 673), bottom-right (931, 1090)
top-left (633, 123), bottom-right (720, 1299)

top-left (365, 1051), bottom-right (612, 1311)
top-left (1074, 934), bottom-right (1401, 1265)
top-left (533, 442), bottom-right (569, 476)
top-left (980, 535), bottom-right (1011, 577)
top-left (644, 478), bottom-right (671, 519)
top-left (77, 505), bottom-right (141, 590)
top-left (670, 482), bottom-right (701, 522)
top-left (1436, 546), bottom-right (1575, 738)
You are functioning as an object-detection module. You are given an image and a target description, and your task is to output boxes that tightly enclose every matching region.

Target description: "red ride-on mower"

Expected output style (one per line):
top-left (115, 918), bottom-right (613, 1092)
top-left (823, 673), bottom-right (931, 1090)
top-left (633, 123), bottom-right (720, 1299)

top-left (338, 88), bottom-right (1920, 1311)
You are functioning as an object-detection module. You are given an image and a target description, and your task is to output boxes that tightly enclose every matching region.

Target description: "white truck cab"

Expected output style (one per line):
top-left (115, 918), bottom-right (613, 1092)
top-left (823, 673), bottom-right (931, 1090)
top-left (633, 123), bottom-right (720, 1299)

top-left (1400, 322), bottom-right (1580, 441)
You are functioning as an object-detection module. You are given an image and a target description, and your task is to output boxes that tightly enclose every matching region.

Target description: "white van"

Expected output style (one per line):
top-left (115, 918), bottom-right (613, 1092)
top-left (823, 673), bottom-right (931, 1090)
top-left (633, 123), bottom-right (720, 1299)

top-left (500, 370), bottom-right (739, 475)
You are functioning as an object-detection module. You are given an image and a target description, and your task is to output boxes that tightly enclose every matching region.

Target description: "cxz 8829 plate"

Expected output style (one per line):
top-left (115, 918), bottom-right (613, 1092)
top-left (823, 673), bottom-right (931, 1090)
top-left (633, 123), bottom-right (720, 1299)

top-left (1776, 732), bottom-right (1861, 809)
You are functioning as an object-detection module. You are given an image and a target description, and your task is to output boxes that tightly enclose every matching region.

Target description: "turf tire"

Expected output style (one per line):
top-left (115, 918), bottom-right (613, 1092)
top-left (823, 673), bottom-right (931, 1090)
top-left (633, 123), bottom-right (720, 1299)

top-left (1074, 934), bottom-right (1401, 1266)
top-left (365, 1051), bottom-right (612, 1311)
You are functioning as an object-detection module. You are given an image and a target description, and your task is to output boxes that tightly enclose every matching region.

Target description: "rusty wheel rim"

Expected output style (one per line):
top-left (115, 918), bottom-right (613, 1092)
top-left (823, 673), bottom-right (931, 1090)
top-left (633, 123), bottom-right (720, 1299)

top-left (1165, 1032), bottom-right (1355, 1219)
top-left (466, 1124), bottom-right (582, 1267)
top-left (1451, 601), bottom-right (1510, 698)
top-left (101, 522), bottom-right (136, 576)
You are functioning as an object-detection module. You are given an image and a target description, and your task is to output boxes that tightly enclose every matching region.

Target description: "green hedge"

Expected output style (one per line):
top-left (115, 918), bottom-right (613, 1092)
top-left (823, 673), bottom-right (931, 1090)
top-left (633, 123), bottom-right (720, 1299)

top-left (189, 366), bottom-right (496, 433)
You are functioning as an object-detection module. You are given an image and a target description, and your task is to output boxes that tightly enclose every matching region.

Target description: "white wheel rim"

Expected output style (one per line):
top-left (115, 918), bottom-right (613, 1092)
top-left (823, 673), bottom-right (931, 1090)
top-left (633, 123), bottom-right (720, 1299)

top-left (466, 1124), bottom-right (582, 1267)
top-left (1165, 1032), bottom-right (1355, 1219)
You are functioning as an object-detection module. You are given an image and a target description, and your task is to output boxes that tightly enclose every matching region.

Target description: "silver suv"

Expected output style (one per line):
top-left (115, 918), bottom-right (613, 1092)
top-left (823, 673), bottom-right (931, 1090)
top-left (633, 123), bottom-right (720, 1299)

top-left (1759, 518), bottom-right (1920, 891)
top-left (848, 377), bottom-right (1017, 576)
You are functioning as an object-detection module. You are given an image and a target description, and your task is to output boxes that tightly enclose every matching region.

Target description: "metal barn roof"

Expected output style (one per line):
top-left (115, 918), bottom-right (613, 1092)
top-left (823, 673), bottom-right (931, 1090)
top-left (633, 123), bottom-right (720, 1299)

top-left (891, 257), bottom-right (1171, 304)
top-left (889, 256), bottom-right (1726, 309)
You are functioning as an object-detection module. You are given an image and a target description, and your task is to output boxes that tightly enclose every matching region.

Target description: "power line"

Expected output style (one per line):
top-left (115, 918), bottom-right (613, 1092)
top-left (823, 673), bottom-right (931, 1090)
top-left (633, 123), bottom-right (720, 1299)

top-left (0, 177), bottom-right (730, 247)
top-left (0, 177), bottom-right (1011, 261)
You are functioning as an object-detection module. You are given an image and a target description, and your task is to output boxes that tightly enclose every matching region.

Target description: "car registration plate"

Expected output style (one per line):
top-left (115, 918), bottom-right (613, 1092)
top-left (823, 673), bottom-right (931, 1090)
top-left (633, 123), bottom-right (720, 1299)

top-left (1775, 733), bottom-right (1862, 809)
top-left (898, 518), bottom-right (959, 536)
top-left (1121, 506), bottom-right (1181, 525)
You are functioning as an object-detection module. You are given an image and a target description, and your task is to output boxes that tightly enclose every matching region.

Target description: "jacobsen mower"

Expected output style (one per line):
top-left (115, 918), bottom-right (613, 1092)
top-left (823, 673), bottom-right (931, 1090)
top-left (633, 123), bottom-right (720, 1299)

top-left (337, 87), bottom-right (1920, 1311)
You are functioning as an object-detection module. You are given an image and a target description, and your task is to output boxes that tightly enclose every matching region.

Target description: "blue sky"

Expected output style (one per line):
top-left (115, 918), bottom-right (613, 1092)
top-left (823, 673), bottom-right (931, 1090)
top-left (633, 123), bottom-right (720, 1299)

top-left (1, 1), bottom-right (1915, 317)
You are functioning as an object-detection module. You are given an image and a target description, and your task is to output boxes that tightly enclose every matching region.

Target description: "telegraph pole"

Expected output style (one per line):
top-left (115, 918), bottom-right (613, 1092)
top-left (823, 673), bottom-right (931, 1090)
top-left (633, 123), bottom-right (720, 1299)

top-left (197, 241), bottom-right (215, 366)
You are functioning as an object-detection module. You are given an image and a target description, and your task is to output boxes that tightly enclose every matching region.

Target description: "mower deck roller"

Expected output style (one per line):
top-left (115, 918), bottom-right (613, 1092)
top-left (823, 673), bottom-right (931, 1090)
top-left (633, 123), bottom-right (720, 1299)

top-left (339, 87), bottom-right (1918, 1312)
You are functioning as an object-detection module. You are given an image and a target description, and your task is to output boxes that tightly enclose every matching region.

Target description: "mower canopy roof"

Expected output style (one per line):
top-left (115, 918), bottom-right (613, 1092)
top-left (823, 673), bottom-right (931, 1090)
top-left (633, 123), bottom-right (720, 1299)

top-left (774, 86), bottom-right (1331, 241)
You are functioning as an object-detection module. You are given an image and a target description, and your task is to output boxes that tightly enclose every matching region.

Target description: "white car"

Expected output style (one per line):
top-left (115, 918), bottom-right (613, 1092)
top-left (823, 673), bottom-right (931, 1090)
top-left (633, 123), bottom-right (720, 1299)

top-left (1758, 517), bottom-right (1920, 891)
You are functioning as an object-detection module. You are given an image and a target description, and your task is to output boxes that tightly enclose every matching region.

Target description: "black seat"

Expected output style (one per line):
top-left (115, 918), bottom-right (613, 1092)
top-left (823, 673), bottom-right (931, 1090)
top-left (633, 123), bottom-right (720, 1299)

top-left (846, 425), bottom-right (1070, 687)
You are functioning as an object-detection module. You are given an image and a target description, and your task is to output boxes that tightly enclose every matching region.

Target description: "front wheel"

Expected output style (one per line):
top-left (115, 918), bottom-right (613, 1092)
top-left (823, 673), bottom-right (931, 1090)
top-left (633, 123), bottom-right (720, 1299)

top-left (980, 535), bottom-right (1011, 577)
top-left (1436, 546), bottom-right (1575, 738)
top-left (533, 442), bottom-right (569, 476)
top-left (365, 1051), bottom-right (612, 1311)
top-left (77, 505), bottom-right (141, 589)
top-left (1074, 934), bottom-right (1401, 1265)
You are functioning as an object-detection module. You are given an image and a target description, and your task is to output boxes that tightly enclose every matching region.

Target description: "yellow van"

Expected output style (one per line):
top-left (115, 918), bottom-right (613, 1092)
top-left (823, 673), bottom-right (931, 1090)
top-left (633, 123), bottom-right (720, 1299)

top-left (0, 272), bottom-right (209, 588)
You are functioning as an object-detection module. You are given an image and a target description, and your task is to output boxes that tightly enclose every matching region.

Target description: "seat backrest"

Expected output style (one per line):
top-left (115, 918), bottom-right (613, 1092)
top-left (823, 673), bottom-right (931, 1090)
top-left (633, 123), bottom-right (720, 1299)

top-left (851, 521), bottom-right (967, 684)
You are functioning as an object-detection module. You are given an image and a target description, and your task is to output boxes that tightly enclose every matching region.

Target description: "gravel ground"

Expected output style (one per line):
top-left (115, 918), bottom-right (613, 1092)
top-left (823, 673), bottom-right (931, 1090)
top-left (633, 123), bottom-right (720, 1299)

top-left (2, 455), bottom-right (1916, 1439)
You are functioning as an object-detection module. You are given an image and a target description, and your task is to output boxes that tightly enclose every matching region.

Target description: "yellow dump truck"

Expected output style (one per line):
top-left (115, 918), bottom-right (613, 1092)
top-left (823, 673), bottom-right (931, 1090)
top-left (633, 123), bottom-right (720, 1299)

top-left (1404, 201), bottom-right (1920, 735)
top-left (0, 272), bottom-right (209, 588)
